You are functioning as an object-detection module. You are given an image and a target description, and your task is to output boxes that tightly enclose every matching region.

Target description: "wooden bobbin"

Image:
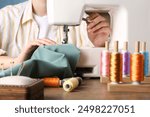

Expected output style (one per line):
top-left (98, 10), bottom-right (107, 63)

top-left (105, 41), bottom-right (109, 51)
top-left (123, 41), bottom-right (128, 51)
top-left (141, 41), bottom-right (146, 52)
top-left (135, 41), bottom-right (140, 53)
top-left (114, 41), bottom-right (119, 53)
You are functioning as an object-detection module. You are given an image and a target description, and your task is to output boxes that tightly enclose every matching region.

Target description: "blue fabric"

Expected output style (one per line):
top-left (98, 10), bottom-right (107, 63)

top-left (0, 0), bottom-right (26, 9)
top-left (0, 44), bottom-right (80, 79)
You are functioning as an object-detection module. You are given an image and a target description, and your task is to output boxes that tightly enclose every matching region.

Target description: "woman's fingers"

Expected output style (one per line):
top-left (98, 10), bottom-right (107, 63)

top-left (88, 21), bottom-right (109, 33)
top-left (87, 15), bottom-right (106, 30)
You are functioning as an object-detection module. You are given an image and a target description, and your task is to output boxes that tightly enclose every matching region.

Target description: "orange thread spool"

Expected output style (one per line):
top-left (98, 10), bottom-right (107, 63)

top-left (110, 41), bottom-right (122, 83)
top-left (110, 53), bottom-right (122, 83)
top-left (130, 54), bottom-right (144, 82)
top-left (130, 41), bottom-right (144, 84)
top-left (43, 77), bottom-right (60, 87)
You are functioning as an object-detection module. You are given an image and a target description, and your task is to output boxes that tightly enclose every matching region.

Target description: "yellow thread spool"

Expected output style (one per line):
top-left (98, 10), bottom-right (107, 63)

top-left (63, 77), bottom-right (81, 92)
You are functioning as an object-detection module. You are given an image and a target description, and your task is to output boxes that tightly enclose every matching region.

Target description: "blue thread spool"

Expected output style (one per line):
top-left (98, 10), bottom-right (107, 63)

top-left (141, 42), bottom-right (149, 77)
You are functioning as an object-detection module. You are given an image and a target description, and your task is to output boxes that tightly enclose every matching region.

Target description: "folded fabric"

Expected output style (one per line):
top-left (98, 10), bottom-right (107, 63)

top-left (0, 44), bottom-right (80, 79)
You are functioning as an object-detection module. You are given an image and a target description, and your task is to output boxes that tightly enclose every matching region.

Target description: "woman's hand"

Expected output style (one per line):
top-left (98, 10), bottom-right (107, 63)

top-left (86, 13), bottom-right (111, 47)
top-left (17, 39), bottom-right (56, 63)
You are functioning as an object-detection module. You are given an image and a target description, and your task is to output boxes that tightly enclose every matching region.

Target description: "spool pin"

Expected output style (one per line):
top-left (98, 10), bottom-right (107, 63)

top-left (123, 41), bottom-right (128, 51)
top-left (135, 41), bottom-right (140, 53)
top-left (105, 41), bottom-right (109, 51)
top-left (114, 41), bottom-right (119, 53)
top-left (141, 42), bottom-right (146, 52)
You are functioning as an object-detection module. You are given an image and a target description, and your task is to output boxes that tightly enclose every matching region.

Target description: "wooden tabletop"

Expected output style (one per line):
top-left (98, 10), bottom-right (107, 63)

top-left (44, 79), bottom-right (150, 100)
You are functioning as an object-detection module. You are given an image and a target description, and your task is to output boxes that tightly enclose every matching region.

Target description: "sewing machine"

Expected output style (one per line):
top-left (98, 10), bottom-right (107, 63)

top-left (47, 0), bottom-right (150, 77)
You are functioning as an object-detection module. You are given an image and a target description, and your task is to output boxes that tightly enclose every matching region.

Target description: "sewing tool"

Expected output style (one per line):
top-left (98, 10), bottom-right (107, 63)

top-left (63, 77), bottom-right (82, 92)
top-left (141, 42), bottom-right (149, 77)
top-left (10, 61), bottom-right (15, 76)
top-left (110, 41), bottom-right (122, 84)
top-left (130, 41), bottom-right (144, 84)
top-left (100, 41), bottom-right (110, 77)
top-left (122, 41), bottom-right (130, 77)
top-left (43, 77), bottom-right (62, 87)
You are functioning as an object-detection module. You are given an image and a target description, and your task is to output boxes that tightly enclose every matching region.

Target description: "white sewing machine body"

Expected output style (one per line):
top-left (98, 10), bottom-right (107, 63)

top-left (47, 0), bottom-right (150, 77)
top-left (76, 48), bottom-right (102, 78)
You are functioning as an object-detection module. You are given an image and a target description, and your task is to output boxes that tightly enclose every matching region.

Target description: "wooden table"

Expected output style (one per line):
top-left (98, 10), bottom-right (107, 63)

top-left (44, 79), bottom-right (150, 100)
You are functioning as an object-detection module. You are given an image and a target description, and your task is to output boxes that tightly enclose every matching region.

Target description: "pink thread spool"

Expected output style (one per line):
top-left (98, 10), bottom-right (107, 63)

top-left (100, 41), bottom-right (111, 77)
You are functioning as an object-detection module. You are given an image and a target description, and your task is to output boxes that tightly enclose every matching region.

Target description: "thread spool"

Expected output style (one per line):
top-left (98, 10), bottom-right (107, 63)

top-left (43, 77), bottom-right (62, 87)
top-left (141, 42), bottom-right (149, 77)
top-left (63, 77), bottom-right (82, 92)
top-left (110, 41), bottom-right (122, 84)
top-left (122, 41), bottom-right (130, 77)
top-left (130, 41), bottom-right (144, 85)
top-left (100, 41), bottom-right (111, 77)
top-left (62, 77), bottom-right (82, 85)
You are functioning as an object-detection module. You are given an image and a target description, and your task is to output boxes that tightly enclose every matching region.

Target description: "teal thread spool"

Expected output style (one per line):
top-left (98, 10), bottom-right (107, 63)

top-left (141, 42), bottom-right (149, 77)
